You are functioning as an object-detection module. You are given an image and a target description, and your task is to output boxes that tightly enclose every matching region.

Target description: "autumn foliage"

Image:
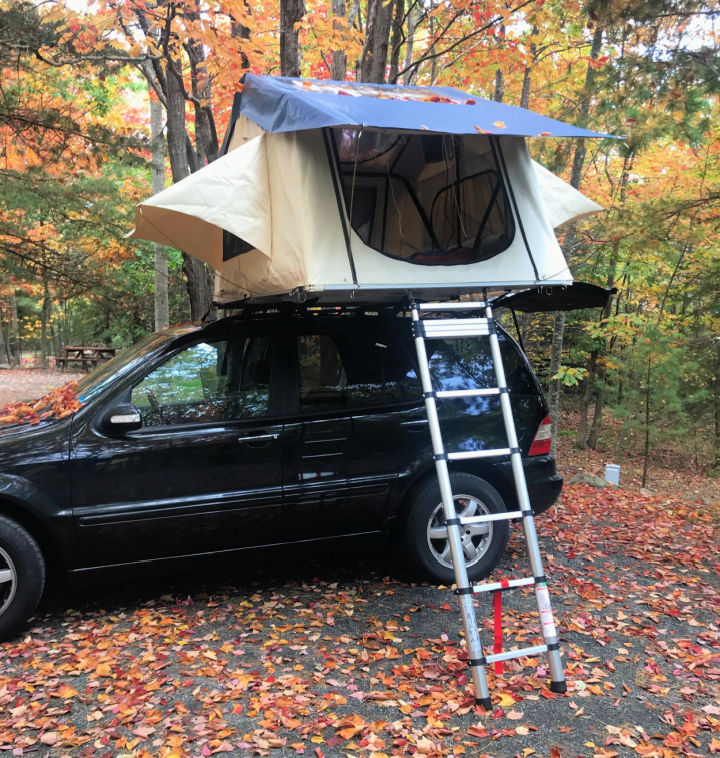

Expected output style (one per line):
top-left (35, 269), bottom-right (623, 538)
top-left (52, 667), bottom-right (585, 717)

top-left (0, 483), bottom-right (718, 755)
top-left (0, 381), bottom-right (82, 425)
top-left (0, 0), bottom-right (716, 469)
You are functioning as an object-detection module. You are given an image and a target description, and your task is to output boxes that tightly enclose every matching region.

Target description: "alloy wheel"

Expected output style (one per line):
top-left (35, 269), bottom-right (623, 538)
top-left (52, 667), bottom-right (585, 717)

top-left (0, 546), bottom-right (17, 617)
top-left (426, 494), bottom-right (492, 570)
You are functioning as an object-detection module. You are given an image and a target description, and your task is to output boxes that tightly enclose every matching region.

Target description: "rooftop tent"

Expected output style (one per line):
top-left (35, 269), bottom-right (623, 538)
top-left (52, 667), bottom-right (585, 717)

top-left (131, 75), bottom-right (609, 302)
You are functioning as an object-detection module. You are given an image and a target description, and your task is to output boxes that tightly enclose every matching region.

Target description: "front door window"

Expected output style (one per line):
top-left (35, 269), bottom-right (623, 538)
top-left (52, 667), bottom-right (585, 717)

top-left (131, 337), bottom-right (271, 427)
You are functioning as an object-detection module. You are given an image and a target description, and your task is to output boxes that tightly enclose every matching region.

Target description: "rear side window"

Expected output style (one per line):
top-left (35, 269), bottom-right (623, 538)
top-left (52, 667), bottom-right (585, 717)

top-left (427, 333), bottom-right (538, 395)
top-left (296, 326), bottom-right (421, 412)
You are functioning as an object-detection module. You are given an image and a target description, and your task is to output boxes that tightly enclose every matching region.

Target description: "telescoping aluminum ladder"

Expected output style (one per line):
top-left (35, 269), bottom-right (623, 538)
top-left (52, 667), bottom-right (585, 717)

top-left (409, 293), bottom-right (567, 709)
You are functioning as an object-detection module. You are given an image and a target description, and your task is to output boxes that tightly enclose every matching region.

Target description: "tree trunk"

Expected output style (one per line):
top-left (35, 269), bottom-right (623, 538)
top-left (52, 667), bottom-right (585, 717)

top-left (186, 37), bottom-right (218, 165)
top-left (714, 342), bottom-right (720, 469)
top-left (641, 355), bottom-right (652, 487)
top-left (165, 62), bottom-right (191, 182)
top-left (387, 0), bottom-right (404, 83)
top-left (331, 0), bottom-right (347, 80)
top-left (182, 257), bottom-right (215, 321)
top-left (520, 33), bottom-right (537, 109)
top-left (548, 27), bottom-right (604, 454)
top-left (587, 384), bottom-right (605, 449)
top-left (9, 293), bottom-right (19, 366)
top-left (51, 320), bottom-right (60, 363)
top-left (493, 68), bottom-right (504, 102)
top-left (151, 94), bottom-right (169, 332)
top-left (280, 0), bottom-right (305, 77)
top-left (577, 260), bottom-right (617, 449)
top-left (569, 27), bottom-right (603, 188)
top-left (584, 265), bottom-right (618, 448)
top-left (0, 318), bottom-right (8, 366)
top-left (402, 3), bottom-right (418, 85)
top-left (576, 364), bottom-right (594, 449)
top-left (547, 310), bottom-right (566, 457)
top-left (39, 277), bottom-right (50, 369)
top-left (429, 0), bottom-right (438, 83)
top-left (359, 0), bottom-right (393, 83)
top-left (231, 0), bottom-right (252, 69)
top-left (165, 57), bottom-right (215, 321)
top-left (578, 152), bottom-right (633, 448)
top-left (518, 312), bottom-right (531, 344)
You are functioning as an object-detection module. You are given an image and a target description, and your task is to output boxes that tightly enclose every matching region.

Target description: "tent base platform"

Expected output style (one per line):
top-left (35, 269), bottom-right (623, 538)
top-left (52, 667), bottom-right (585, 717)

top-left (214, 280), bottom-right (573, 308)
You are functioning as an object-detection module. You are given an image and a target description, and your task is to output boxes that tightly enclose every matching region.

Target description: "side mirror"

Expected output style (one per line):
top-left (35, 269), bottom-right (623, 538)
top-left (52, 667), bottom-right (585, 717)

top-left (103, 403), bottom-right (142, 433)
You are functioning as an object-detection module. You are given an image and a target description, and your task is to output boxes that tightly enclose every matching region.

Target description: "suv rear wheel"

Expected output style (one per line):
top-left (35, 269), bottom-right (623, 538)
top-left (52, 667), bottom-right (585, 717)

top-left (405, 472), bottom-right (509, 584)
top-left (0, 516), bottom-right (45, 640)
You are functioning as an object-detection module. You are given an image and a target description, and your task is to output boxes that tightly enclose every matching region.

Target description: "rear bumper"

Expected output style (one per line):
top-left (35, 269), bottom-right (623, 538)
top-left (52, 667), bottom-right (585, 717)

top-left (490, 454), bottom-right (563, 515)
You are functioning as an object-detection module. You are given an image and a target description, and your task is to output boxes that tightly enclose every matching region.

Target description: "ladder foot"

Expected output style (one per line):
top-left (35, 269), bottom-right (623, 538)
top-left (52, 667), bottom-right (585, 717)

top-left (549, 680), bottom-right (567, 694)
top-left (475, 696), bottom-right (493, 711)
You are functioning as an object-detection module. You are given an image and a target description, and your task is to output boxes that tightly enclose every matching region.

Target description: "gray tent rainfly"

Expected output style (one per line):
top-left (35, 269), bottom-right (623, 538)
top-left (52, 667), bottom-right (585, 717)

top-left (131, 75), bottom-right (608, 302)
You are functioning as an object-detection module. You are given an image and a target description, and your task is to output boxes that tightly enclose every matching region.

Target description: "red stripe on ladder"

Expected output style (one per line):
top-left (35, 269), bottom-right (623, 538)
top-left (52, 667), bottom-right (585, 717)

top-left (493, 580), bottom-right (510, 674)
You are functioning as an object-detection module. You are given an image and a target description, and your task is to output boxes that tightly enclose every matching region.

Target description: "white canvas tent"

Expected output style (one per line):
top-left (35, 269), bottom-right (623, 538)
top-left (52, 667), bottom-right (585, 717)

top-left (131, 76), bottom-right (605, 303)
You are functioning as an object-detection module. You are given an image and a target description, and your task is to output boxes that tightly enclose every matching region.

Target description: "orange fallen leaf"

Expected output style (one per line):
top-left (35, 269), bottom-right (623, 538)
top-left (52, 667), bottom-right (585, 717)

top-left (56, 684), bottom-right (78, 699)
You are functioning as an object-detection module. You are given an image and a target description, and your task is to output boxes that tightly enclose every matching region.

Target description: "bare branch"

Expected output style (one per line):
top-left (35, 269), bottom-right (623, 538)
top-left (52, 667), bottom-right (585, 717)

top-left (395, 0), bottom-right (538, 81)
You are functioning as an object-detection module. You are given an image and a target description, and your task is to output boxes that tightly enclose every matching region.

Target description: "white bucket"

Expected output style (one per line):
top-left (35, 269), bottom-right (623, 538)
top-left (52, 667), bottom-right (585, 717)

top-left (605, 463), bottom-right (620, 485)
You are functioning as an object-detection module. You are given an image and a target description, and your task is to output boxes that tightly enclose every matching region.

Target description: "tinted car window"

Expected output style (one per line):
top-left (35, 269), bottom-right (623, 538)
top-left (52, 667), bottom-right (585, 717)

top-left (296, 326), bottom-right (421, 412)
top-left (131, 337), bottom-right (271, 426)
top-left (76, 327), bottom-right (199, 404)
top-left (298, 334), bottom-right (346, 412)
top-left (428, 333), bottom-right (537, 394)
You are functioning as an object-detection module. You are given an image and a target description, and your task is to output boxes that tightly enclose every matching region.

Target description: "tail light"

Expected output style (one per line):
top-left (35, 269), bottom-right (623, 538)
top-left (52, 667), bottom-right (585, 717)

top-left (528, 414), bottom-right (552, 456)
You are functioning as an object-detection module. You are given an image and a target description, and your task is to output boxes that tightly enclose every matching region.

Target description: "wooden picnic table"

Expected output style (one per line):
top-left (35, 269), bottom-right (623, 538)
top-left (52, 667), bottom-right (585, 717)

top-left (56, 345), bottom-right (117, 371)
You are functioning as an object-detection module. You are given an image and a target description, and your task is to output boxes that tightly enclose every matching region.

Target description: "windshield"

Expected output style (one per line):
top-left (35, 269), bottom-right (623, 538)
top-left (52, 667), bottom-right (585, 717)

top-left (76, 327), bottom-right (200, 404)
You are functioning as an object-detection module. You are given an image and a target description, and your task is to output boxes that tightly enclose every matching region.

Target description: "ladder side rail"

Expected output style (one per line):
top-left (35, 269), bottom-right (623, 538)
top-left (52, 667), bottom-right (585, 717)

top-left (483, 293), bottom-right (567, 693)
top-left (410, 302), bottom-right (492, 708)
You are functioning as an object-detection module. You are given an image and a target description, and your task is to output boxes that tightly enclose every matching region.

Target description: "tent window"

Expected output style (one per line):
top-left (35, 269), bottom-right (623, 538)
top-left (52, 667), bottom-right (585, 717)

top-left (223, 230), bottom-right (254, 262)
top-left (332, 130), bottom-right (515, 265)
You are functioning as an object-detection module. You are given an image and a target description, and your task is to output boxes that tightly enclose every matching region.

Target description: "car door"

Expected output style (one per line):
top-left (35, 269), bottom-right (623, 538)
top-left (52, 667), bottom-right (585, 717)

top-left (281, 325), bottom-right (354, 539)
top-left (339, 319), bottom-right (425, 512)
top-left (70, 328), bottom-right (284, 566)
top-left (282, 317), bottom-right (423, 539)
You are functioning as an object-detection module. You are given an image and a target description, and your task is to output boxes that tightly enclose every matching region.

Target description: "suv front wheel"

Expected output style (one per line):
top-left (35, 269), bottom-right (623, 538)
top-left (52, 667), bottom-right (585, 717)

top-left (405, 472), bottom-right (509, 584)
top-left (0, 515), bottom-right (45, 640)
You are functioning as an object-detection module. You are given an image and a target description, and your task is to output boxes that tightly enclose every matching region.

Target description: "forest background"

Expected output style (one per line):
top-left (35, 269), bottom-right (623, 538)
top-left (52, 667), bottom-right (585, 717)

top-left (0, 0), bottom-right (718, 483)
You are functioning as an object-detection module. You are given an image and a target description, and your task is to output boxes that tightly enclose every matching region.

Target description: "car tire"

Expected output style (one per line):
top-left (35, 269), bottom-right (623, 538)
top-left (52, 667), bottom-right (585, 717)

top-left (0, 516), bottom-right (45, 641)
top-left (405, 472), bottom-right (509, 584)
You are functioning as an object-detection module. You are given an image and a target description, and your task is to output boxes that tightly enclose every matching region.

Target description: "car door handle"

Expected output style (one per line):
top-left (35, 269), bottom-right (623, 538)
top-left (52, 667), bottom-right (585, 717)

top-left (237, 433), bottom-right (279, 443)
top-left (401, 419), bottom-right (429, 429)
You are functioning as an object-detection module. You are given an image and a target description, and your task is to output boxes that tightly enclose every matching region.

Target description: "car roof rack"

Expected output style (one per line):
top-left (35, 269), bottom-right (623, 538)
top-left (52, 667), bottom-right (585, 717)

top-left (213, 298), bottom-right (412, 317)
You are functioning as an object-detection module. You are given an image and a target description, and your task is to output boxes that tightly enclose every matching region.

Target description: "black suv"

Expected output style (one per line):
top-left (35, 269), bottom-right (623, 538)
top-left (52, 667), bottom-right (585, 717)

top-left (0, 303), bottom-right (561, 639)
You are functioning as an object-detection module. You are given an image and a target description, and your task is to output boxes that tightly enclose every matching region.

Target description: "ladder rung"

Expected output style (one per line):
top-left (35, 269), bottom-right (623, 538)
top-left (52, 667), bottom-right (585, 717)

top-left (470, 577), bottom-right (535, 594)
top-left (485, 644), bottom-right (548, 665)
top-left (459, 510), bottom-right (523, 524)
top-left (448, 448), bottom-right (511, 460)
top-left (436, 388), bottom-right (500, 399)
top-left (418, 301), bottom-right (486, 311)
top-left (420, 318), bottom-right (491, 338)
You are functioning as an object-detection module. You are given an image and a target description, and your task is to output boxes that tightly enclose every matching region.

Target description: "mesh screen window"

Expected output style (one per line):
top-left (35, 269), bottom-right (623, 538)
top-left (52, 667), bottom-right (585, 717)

top-left (333, 130), bottom-right (515, 265)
